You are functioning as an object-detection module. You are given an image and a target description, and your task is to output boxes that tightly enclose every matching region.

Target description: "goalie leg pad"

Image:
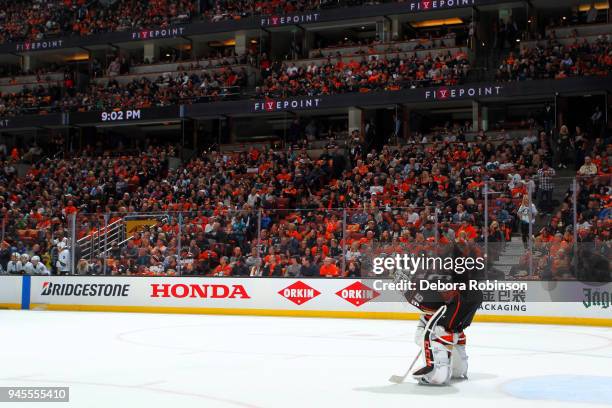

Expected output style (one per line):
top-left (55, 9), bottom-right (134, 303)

top-left (412, 326), bottom-right (453, 385)
top-left (414, 315), bottom-right (429, 345)
top-left (451, 331), bottom-right (468, 379)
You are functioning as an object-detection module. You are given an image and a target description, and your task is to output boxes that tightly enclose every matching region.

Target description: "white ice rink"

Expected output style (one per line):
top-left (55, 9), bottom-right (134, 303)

top-left (1, 310), bottom-right (612, 408)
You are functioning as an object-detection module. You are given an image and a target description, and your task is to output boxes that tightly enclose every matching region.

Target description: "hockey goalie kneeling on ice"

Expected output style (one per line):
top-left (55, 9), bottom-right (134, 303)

top-left (408, 286), bottom-right (482, 386)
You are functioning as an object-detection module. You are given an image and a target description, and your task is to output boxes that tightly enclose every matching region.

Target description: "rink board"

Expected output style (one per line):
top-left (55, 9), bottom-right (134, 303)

top-left (0, 276), bottom-right (23, 309)
top-left (1, 276), bottom-right (610, 326)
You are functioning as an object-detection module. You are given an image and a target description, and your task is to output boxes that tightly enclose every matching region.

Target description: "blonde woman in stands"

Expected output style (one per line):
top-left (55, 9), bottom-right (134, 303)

top-left (76, 258), bottom-right (91, 275)
top-left (578, 156), bottom-right (598, 176)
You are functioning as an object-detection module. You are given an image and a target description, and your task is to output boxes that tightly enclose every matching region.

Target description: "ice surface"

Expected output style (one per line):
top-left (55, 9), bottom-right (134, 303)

top-left (1, 310), bottom-right (611, 407)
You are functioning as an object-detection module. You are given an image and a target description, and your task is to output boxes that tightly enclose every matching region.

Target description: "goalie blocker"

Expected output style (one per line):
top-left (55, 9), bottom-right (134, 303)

top-left (406, 283), bottom-right (483, 385)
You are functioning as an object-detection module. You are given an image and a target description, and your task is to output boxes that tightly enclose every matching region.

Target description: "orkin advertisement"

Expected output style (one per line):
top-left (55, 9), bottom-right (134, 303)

top-left (336, 281), bottom-right (380, 307)
top-left (278, 280), bottom-right (320, 305)
top-left (24, 277), bottom-right (612, 325)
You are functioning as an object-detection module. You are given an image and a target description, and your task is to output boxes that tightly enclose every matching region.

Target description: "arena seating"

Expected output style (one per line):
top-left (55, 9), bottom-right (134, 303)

top-left (0, 0), bottom-right (609, 282)
top-left (5, 123), bottom-right (604, 280)
top-left (0, 0), bottom-right (386, 43)
top-left (497, 24), bottom-right (611, 81)
top-left (0, 0), bottom-right (195, 43)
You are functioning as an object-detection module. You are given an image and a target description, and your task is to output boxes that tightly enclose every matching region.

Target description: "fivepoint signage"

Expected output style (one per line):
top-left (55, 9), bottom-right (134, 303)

top-left (425, 85), bottom-right (503, 100)
top-left (253, 97), bottom-right (323, 112)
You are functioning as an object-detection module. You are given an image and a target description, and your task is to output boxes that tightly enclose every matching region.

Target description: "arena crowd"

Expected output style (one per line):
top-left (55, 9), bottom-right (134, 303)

top-left (0, 117), bottom-right (608, 280)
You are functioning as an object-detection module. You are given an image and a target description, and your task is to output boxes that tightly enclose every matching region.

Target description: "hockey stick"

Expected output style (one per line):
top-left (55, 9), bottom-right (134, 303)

top-left (388, 305), bottom-right (448, 384)
top-left (388, 349), bottom-right (422, 384)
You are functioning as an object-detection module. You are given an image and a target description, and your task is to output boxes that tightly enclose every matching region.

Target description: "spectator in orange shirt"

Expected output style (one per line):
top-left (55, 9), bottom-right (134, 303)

top-left (210, 256), bottom-right (232, 277)
top-left (63, 200), bottom-right (78, 216)
top-left (276, 168), bottom-right (291, 182)
top-left (457, 220), bottom-right (478, 240)
top-left (320, 257), bottom-right (340, 277)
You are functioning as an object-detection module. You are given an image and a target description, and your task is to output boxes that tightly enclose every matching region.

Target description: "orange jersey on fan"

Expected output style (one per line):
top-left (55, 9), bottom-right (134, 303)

top-left (319, 263), bottom-right (339, 277)
top-left (211, 264), bottom-right (232, 277)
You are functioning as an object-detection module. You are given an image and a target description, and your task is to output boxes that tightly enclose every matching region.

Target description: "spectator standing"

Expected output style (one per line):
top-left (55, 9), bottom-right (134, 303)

top-left (543, 103), bottom-right (554, 136)
top-left (586, 3), bottom-right (598, 23)
top-left (537, 162), bottom-right (556, 214)
top-left (556, 125), bottom-right (572, 169)
top-left (56, 242), bottom-right (71, 275)
top-left (498, 19), bottom-right (506, 50)
top-left (518, 195), bottom-right (538, 249)
top-left (0, 241), bottom-right (10, 271)
top-left (506, 16), bottom-right (519, 49)
top-left (590, 106), bottom-right (603, 137)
